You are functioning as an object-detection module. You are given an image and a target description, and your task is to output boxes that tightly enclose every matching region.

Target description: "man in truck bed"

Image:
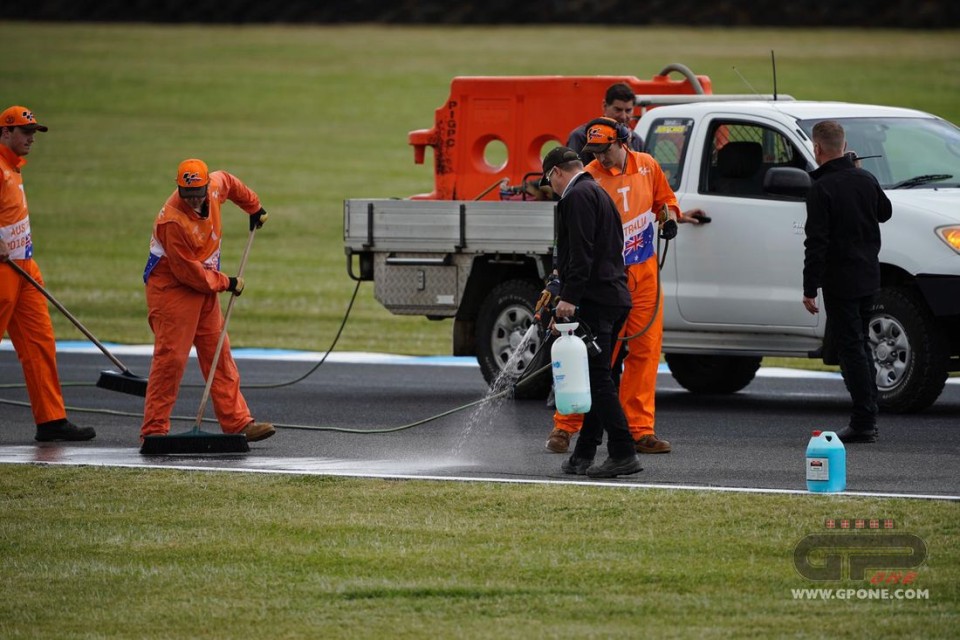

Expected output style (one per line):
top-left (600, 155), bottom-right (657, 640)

top-left (566, 82), bottom-right (645, 166)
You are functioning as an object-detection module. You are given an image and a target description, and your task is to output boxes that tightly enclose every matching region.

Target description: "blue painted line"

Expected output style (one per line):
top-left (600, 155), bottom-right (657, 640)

top-left (5, 341), bottom-right (957, 383)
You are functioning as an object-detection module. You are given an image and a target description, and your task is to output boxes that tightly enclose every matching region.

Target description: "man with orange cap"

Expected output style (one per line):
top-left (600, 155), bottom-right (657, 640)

top-left (141, 158), bottom-right (274, 443)
top-left (0, 105), bottom-right (95, 441)
top-left (545, 117), bottom-right (693, 455)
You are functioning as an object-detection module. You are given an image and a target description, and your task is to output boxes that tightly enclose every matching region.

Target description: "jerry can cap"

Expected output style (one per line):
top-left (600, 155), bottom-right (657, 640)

top-left (812, 430), bottom-right (822, 436)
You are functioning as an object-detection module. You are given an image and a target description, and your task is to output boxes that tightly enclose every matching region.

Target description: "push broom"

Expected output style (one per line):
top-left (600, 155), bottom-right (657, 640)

top-left (139, 227), bottom-right (258, 455)
top-left (5, 260), bottom-right (149, 396)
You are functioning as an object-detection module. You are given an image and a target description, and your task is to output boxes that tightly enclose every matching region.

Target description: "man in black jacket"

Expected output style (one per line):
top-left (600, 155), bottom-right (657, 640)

top-left (541, 146), bottom-right (640, 477)
top-left (802, 121), bottom-right (893, 443)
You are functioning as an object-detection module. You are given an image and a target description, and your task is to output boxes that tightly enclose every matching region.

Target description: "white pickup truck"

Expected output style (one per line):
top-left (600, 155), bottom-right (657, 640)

top-left (344, 96), bottom-right (960, 413)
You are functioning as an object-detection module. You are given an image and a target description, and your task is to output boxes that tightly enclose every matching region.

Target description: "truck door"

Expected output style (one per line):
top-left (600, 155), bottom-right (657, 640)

top-left (662, 117), bottom-right (819, 330)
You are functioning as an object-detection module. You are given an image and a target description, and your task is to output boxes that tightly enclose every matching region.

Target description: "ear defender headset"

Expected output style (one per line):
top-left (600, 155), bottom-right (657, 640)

top-left (584, 117), bottom-right (631, 146)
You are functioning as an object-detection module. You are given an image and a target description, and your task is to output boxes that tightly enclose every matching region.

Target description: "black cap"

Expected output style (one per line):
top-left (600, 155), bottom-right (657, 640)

top-left (539, 146), bottom-right (581, 187)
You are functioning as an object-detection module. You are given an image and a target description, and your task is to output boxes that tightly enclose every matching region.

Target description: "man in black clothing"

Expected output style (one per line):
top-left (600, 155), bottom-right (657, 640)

top-left (566, 82), bottom-right (644, 165)
top-left (541, 146), bottom-right (640, 477)
top-left (802, 121), bottom-right (892, 443)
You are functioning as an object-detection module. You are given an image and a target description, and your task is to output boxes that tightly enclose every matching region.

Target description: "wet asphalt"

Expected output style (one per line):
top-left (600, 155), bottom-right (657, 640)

top-left (1, 352), bottom-right (957, 498)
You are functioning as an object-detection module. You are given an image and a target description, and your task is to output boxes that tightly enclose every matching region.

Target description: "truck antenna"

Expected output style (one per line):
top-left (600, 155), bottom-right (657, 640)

top-left (771, 50), bottom-right (778, 100)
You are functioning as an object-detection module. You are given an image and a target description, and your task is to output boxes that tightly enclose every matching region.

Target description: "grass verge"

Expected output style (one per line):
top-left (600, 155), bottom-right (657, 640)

top-left (0, 466), bottom-right (957, 638)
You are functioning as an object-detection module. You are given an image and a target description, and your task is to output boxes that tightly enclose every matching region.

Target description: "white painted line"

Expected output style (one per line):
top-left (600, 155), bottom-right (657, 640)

top-left (1, 447), bottom-right (955, 501)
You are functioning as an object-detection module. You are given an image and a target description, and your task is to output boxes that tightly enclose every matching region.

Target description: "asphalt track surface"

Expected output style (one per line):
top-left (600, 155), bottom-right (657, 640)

top-left (1, 348), bottom-right (957, 500)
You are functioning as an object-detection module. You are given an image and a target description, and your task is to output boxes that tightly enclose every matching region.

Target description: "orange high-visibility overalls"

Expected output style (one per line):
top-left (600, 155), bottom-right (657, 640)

top-left (0, 144), bottom-right (67, 425)
top-left (140, 171), bottom-right (262, 438)
top-left (554, 150), bottom-right (679, 439)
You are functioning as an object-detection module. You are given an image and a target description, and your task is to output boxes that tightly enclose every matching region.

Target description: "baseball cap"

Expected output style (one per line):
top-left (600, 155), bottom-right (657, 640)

top-left (176, 158), bottom-right (209, 197)
top-left (1, 106), bottom-right (48, 132)
top-left (539, 146), bottom-right (581, 187)
top-left (581, 120), bottom-right (619, 155)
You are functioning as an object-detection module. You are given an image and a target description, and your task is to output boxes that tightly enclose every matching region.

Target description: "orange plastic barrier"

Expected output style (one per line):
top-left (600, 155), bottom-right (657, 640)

top-left (408, 73), bottom-right (712, 201)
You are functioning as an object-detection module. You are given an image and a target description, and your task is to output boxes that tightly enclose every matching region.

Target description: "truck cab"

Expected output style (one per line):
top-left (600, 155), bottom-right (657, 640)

top-left (638, 100), bottom-right (960, 411)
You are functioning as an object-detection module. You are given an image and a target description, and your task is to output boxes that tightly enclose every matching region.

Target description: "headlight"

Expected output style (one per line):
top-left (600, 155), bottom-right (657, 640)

top-left (936, 226), bottom-right (960, 254)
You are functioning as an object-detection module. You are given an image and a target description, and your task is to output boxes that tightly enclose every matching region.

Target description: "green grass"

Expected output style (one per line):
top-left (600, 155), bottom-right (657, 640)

top-left (0, 466), bottom-right (957, 639)
top-left (3, 23), bottom-right (959, 356)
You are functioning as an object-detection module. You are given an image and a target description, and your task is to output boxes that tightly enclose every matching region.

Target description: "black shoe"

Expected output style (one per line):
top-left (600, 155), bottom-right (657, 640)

top-left (35, 419), bottom-right (96, 442)
top-left (561, 455), bottom-right (593, 475)
top-left (837, 425), bottom-right (878, 443)
top-left (586, 455), bottom-right (643, 478)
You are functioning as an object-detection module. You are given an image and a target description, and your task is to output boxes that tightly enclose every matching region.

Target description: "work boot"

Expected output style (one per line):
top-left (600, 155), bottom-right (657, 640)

top-left (837, 425), bottom-right (878, 443)
top-left (545, 428), bottom-right (572, 453)
top-left (561, 455), bottom-right (593, 475)
top-left (635, 434), bottom-right (672, 454)
top-left (35, 419), bottom-right (96, 442)
top-left (586, 455), bottom-right (643, 478)
top-left (241, 421), bottom-right (276, 442)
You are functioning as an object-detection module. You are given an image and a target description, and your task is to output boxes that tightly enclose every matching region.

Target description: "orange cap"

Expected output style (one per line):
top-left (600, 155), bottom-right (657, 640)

top-left (581, 120), bottom-right (619, 154)
top-left (1, 105), bottom-right (48, 132)
top-left (176, 159), bottom-right (209, 188)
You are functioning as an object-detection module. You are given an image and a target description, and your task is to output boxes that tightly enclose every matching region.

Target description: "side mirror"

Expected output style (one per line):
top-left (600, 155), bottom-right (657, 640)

top-left (764, 167), bottom-right (812, 198)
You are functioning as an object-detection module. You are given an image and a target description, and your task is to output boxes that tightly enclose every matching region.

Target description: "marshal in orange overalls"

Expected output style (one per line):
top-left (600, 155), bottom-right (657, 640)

top-left (140, 161), bottom-right (263, 438)
top-left (553, 148), bottom-right (679, 442)
top-left (0, 143), bottom-right (67, 426)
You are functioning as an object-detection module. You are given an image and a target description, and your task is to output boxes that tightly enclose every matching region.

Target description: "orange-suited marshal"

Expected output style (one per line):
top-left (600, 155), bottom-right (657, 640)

top-left (551, 119), bottom-right (681, 453)
top-left (140, 158), bottom-right (274, 443)
top-left (0, 105), bottom-right (95, 441)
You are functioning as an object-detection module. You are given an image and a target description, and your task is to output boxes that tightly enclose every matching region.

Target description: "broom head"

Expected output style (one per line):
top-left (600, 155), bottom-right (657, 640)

top-left (140, 430), bottom-right (249, 455)
top-left (97, 369), bottom-right (149, 397)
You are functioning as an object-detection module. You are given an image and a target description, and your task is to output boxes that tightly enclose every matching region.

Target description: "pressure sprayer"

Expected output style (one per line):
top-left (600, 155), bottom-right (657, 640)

top-left (551, 321), bottom-right (598, 415)
top-left (550, 321), bottom-right (600, 415)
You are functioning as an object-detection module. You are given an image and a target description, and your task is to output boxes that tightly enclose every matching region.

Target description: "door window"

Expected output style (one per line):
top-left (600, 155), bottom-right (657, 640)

top-left (702, 121), bottom-right (807, 197)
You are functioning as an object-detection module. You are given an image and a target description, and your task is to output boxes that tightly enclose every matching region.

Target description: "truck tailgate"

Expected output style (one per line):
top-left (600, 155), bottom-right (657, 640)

top-left (344, 199), bottom-right (556, 254)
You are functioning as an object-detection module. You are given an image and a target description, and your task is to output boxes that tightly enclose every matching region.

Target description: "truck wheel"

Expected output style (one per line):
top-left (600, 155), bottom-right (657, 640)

top-left (476, 280), bottom-right (551, 400)
top-left (664, 354), bottom-right (762, 394)
top-left (870, 287), bottom-right (948, 414)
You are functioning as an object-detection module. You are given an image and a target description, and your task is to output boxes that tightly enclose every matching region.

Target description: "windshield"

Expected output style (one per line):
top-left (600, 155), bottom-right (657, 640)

top-left (797, 117), bottom-right (960, 189)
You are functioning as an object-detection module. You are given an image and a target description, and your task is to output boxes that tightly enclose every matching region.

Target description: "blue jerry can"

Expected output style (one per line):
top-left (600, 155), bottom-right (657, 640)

top-left (806, 430), bottom-right (846, 493)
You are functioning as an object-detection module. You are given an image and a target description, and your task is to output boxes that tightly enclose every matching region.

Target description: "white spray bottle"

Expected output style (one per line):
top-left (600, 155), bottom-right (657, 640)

top-left (552, 322), bottom-right (592, 415)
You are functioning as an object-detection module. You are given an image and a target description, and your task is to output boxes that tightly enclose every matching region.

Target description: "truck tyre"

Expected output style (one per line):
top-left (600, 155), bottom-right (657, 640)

top-left (870, 287), bottom-right (948, 414)
top-left (664, 354), bottom-right (762, 394)
top-left (476, 279), bottom-right (551, 400)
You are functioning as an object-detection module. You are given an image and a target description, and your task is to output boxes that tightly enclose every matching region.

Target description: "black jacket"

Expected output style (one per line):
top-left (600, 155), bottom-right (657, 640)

top-left (556, 173), bottom-right (631, 309)
top-left (803, 156), bottom-right (893, 299)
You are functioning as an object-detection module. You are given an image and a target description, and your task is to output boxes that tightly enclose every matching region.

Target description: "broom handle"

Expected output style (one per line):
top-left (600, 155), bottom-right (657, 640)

top-left (194, 227), bottom-right (257, 430)
top-left (4, 259), bottom-right (131, 374)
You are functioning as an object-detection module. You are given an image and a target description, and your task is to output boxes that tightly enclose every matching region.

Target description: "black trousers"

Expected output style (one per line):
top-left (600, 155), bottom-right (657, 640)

top-left (570, 303), bottom-right (635, 460)
top-left (823, 292), bottom-right (878, 429)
